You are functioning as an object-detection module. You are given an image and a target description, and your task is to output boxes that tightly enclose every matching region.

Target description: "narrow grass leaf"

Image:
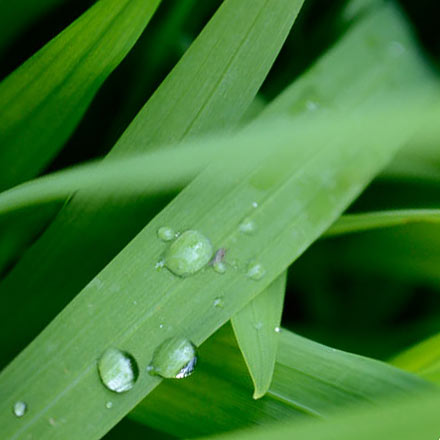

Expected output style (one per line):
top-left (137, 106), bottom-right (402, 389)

top-left (204, 391), bottom-right (440, 440)
top-left (0, 0), bottom-right (305, 366)
top-left (130, 324), bottom-right (433, 438)
top-left (0, 91), bottom-right (435, 439)
top-left (391, 333), bottom-right (440, 384)
top-left (0, 0), bottom-right (162, 190)
top-left (230, 0), bottom-right (436, 396)
top-left (231, 273), bottom-right (286, 399)
top-left (326, 209), bottom-right (440, 237)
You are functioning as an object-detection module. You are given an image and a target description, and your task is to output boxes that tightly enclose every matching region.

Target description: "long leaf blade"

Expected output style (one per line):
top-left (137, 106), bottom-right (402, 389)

top-left (231, 273), bottom-right (286, 399)
top-left (130, 324), bottom-right (433, 438)
top-left (0, 93), bottom-right (435, 439)
top-left (0, 0), bottom-right (305, 367)
top-left (0, 0), bottom-right (161, 190)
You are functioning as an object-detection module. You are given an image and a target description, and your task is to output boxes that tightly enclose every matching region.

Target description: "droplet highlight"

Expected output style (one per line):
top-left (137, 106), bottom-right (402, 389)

top-left (13, 401), bottom-right (27, 418)
top-left (274, 326), bottom-right (281, 333)
top-left (239, 218), bottom-right (257, 234)
top-left (213, 297), bottom-right (224, 308)
top-left (147, 337), bottom-right (197, 379)
top-left (247, 262), bottom-right (266, 281)
top-left (164, 230), bottom-right (213, 277)
top-left (157, 226), bottom-right (175, 242)
top-left (98, 348), bottom-right (139, 393)
top-left (106, 401), bottom-right (113, 409)
top-left (155, 259), bottom-right (165, 270)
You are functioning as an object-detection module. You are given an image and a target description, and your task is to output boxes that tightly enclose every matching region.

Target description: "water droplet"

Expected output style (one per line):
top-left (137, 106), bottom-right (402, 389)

top-left (133, 300), bottom-right (137, 305)
top-left (164, 230), bottom-right (213, 277)
top-left (213, 297), bottom-right (224, 308)
top-left (159, 323), bottom-right (164, 329)
top-left (389, 40), bottom-right (405, 57)
top-left (13, 401), bottom-right (27, 418)
top-left (147, 337), bottom-right (197, 379)
top-left (157, 226), bottom-right (175, 242)
top-left (105, 401), bottom-right (113, 409)
top-left (274, 326), bottom-right (281, 333)
top-left (155, 259), bottom-right (165, 270)
top-left (49, 417), bottom-right (56, 426)
top-left (254, 321), bottom-right (263, 330)
top-left (239, 218), bottom-right (257, 234)
top-left (306, 100), bottom-right (319, 111)
top-left (98, 348), bottom-right (139, 393)
top-left (247, 262), bottom-right (266, 281)
top-left (252, 201), bottom-right (258, 208)
top-left (213, 261), bottom-right (227, 274)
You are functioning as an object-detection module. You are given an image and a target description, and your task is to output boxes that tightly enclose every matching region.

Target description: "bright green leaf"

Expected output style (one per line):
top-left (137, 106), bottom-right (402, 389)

top-left (204, 390), bottom-right (440, 440)
top-left (0, 90), bottom-right (436, 439)
top-left (231, 273), bottom-right (286, 399)
top-left (391, 333), bottom-right (440, 384)
top-left (0, 0), bottom-right (162, 190)
top-left (326, 209), bottom-right (440, 237)
top-left (130, 324), bottom-right (434, 438)
top-left (0, 0), bottom-right (305, 367)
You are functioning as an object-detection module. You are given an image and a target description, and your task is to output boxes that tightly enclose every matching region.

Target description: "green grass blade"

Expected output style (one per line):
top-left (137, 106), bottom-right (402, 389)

top-left (390, 333), bottom-right (440, 384)
top-left (229, 0), bottom-right (437, 398)
top-left (130, 324), bottom-right (432, 438)
top-left (0, 91), bottom-right (435, 439)
top-left (0, 0), bottom-right (162, 190)
top-left (0, 0), bottom-right (305, 367)
top-left (326, 209), bottom-right (440, 237)
top-left (204, 391), bottom-right (440, 440)
top-left (231, 273), bottom-right (286, 399)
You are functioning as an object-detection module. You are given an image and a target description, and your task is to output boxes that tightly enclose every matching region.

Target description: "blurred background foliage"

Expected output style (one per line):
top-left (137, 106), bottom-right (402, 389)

top-left (1, 0), bottom-right (439, 378)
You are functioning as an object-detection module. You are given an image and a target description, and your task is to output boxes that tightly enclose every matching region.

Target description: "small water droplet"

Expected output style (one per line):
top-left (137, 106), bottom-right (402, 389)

top-left (157, 226), bottom-right (175, 242)
top-left (213, 297), bottom-right (224, 308)
top-left (147, 337), bottom-right (197, 379)
top-left (133, 300), bottom-right (137, 305)
top-left (49, 417), bottom-right (56, 426)
top-left (159, 323), bottom-right (164, 329)
top-left (98, 348), bottom-right (139, 393)
top-left (239, 218), bottom-right (257, 234)
top-left (306, 100), bottom-right (319, 111)
top-left (389, 40), bottom-right (405, 57)
top-left (155, 259), bottom-right (165, 270)
top-left (213, 261), bottom-right (227, 274)
top-left (13, 401), bottom-right (27, 418)
top-left (164, 230), bottom-right (213, 277)
top-left (254, 322), bottom-right (263, 330)
top-left (105, 401), bottom-right (113, 409)
top-left (274, 326), bottom-right (281, 333)
top-left (252, 201), bottom-right (258, 208)
top-left (247, 262), bottom-right (266, 281)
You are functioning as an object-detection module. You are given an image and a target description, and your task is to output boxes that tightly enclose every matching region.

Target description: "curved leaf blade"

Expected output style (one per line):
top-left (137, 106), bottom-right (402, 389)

top-left (0, 0), bottom-right (162, 190)
top-left (0, 0), bottom-right (305, 367)
top-left (231, 273), bottom-right (286, 399)
top-left (130, 324), bottom-right (434, 438)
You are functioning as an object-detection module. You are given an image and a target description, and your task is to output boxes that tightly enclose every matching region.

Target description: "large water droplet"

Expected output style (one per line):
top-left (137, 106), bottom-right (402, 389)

top-left (157, 226), bottom-right (175, 242)
top-left (164, 230), bottom-right (213, 277)
top-left (13, 401), bottom-right (27, 418)
top-left (98, 348), bottom-right (139, 393)
top-left (239, 217), bottom-right (257, 234)
top-left (147, 337), bottom-right (197, 379)
top-left (247, 262), bottom-right (266, 280)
